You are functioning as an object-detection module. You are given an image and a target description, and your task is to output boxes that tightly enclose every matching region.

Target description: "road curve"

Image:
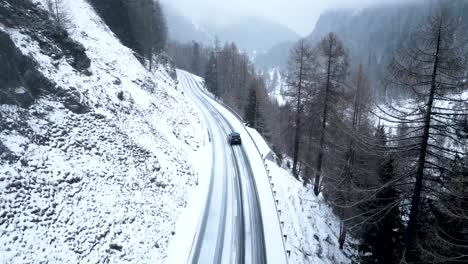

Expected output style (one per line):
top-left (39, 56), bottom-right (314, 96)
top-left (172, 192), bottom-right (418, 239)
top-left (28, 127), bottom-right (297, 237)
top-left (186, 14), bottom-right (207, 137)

top-left (178, 70), bottom-right (267, 264)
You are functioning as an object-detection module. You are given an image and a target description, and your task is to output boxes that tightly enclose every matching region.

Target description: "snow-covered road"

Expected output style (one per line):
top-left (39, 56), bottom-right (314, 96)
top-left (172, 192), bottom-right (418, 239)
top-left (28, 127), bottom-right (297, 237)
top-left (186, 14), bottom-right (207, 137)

top-left (178, 70), bottom-right (287, 264)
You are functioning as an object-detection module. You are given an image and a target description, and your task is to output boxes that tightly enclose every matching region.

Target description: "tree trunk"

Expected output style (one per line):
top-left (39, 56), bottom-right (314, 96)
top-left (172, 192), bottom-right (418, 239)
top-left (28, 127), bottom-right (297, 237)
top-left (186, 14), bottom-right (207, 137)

top-left (313, 39), bottom-right (333, 196)
top-left (338, 219), bottom-right (347, 250)
top-left (292, 45), bottom-right (304, 178)
top-left (304, 121), bottom-right (314, 186)
top-left (54, 0), bottom-right (61, 27)
top-left (149, 48), bottom-right (153, 71)
top-left (403, 19), bottom-right (441, 258)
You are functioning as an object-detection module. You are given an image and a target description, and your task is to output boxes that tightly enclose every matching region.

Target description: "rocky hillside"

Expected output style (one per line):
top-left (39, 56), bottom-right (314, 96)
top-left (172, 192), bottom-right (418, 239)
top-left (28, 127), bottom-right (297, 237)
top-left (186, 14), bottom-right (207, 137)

top-left (0, 0), bottom-right (204, 263)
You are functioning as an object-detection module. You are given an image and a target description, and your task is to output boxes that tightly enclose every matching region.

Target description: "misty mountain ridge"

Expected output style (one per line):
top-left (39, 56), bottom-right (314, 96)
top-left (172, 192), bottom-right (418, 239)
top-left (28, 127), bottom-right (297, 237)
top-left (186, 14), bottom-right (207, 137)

top-left (205, 16), bottom-right (300, 54)
top-left (163, 3), bottom-right (213, 45)
top-left (257, 0), bottom-right (468, 97)
top-left (163, 4), bottom-right (300, 55)
top-left (308, 0), bottom-right (468, 87)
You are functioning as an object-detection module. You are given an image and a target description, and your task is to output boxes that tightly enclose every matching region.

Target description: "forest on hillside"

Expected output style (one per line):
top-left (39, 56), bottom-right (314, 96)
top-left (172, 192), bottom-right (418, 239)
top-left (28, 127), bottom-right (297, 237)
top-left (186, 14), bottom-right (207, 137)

top-left (168, 2), bottom-right (468, 263)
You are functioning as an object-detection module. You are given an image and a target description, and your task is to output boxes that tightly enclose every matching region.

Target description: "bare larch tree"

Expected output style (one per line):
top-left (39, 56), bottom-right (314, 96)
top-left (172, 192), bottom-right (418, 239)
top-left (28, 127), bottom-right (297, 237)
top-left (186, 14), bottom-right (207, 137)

top-left (286, 38), bottom-right (316, 179)
top-left (313, 32), bottom-right (349, 196)
top-left (376, 5), bottom-right (468, 262)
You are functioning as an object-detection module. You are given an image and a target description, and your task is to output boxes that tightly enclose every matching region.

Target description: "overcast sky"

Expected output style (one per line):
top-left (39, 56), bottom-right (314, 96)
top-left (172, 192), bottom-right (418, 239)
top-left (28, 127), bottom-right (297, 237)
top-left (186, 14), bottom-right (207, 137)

top-left (161, 0), bottom-right (409, 35)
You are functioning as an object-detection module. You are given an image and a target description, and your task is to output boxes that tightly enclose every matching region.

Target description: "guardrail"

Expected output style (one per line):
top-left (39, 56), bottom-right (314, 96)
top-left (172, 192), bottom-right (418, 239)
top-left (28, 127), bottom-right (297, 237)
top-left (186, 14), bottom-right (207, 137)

top-left (196, 81), bottom-right (290, 261)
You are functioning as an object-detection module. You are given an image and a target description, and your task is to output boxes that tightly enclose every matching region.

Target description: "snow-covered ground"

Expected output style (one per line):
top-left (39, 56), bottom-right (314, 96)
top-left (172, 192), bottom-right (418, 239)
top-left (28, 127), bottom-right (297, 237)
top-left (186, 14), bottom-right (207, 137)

top-left (246, 129), bottom-right (353, 264)
top-left (266, 68), bottom-right (287, 106)
top-left (185, 74), bottom-right (289, 263)
top-left (188, 72), bottom-right (352, 263)
top-left (173, 70), bottom-right (287, 263)
top-left (1, 1), bottom-right (206, 263)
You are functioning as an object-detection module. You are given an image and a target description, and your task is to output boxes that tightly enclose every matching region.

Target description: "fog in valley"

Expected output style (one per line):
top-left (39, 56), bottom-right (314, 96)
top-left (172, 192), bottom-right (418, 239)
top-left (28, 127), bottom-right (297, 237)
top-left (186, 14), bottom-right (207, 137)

top-left (161, 0), bottom-right (417, 34)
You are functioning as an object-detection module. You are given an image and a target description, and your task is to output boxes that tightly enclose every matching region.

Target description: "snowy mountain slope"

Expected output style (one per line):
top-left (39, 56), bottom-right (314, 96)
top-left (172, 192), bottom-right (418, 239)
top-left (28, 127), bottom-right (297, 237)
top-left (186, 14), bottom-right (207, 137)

top-left (246, 128), bottom-right (353, 264)
top-left (0, 1), bottom-right (205, 263)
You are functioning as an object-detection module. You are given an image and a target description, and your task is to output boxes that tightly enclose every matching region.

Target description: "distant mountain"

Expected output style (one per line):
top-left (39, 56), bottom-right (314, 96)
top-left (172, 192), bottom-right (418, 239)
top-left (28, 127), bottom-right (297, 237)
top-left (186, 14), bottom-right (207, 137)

top-left (163, 6), bottom-right (299, 55)
top-left (162, 4), bottom-right (213, 44)
top-left (307, 0), bottom-right (468, 90)
top-left (208, 17), bottom-right (300, 54)
top-left (256, 0), bottom-right (468, 98)
top-left (308, 4), bottom-right (428, 81)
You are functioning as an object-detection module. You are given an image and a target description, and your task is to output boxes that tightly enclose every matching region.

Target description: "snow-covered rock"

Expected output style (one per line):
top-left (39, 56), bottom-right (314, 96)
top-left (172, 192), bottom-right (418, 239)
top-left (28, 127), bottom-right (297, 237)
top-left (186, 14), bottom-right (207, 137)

top-left (0, 0), bottom-right (206, 263)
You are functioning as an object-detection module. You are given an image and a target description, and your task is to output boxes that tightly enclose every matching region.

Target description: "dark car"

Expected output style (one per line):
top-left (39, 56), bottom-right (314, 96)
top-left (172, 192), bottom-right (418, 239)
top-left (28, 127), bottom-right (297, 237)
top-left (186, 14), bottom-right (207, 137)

top-left (228, 132), bottom-right (242, 145)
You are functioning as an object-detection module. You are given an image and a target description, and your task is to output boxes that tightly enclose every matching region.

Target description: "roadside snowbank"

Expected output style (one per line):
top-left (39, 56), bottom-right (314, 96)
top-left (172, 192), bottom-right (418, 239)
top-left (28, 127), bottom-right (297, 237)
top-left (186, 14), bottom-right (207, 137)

top-left (245, 127), bottom-right (271, 158)
top-left (245, 123), bottom-right (353, 264)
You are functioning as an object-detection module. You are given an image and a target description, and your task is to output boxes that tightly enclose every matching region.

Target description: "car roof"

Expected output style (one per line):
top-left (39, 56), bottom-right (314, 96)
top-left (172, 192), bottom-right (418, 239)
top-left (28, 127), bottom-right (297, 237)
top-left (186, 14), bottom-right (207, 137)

top-left (230, 132), bottom-right (240, 136)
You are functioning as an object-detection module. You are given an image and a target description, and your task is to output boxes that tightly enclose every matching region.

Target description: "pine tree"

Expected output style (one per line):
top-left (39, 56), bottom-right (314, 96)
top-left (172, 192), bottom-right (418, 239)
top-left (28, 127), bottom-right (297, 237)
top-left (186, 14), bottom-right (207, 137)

top-left (191, 41), bottom-right (201, 76)
top-left (152, 0), bottom-right (167, 54)
top-left (245, 85), bottom-right (258, 129)
top-left (205, 51), bottom-right (218, 97)
top-left (421, 156), bottom-right (468, 263)
top-left (358, 128), bottom-right (404, 263)
top-left (123, 0), bottom-right (167, 69)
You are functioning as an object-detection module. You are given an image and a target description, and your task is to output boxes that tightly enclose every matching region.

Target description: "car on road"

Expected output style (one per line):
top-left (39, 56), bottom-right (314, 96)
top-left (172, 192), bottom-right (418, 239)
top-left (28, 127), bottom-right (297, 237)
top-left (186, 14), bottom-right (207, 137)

top-left (228, 132), bottom-right (242, 145)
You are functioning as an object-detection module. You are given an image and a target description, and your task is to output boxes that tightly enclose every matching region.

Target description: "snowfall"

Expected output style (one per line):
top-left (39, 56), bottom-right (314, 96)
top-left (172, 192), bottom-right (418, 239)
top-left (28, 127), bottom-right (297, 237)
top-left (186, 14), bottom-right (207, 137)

top-left (0, 0), bottom-right (352, 263)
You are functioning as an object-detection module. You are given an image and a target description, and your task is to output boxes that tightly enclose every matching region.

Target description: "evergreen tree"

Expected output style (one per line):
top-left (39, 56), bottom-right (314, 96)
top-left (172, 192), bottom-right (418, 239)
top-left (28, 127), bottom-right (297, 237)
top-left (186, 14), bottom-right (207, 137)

top-left (358, 126), bottom-right (403, 263)
top-left (191, 41), bottom-right (202, 76)
top-left (89, 0), bottom-right (167, 69)
top-left (421, 156), bottom-right (468, 263)
top-left (244, 76), bottom-right (270, 138)
top-left (245, 85), bottom-right (258, 129)
top-left (87, 0), bottom-right (137, 53)
top-left (205, 51), bottom-right (218, 97)
top-left (151, 0), bottom-right (167, 55)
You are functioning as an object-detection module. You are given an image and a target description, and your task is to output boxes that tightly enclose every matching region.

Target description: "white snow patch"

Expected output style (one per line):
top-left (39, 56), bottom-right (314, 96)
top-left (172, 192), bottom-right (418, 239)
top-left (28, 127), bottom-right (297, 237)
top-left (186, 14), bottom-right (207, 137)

top-left (0, 133), bottom-right (28, 154)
